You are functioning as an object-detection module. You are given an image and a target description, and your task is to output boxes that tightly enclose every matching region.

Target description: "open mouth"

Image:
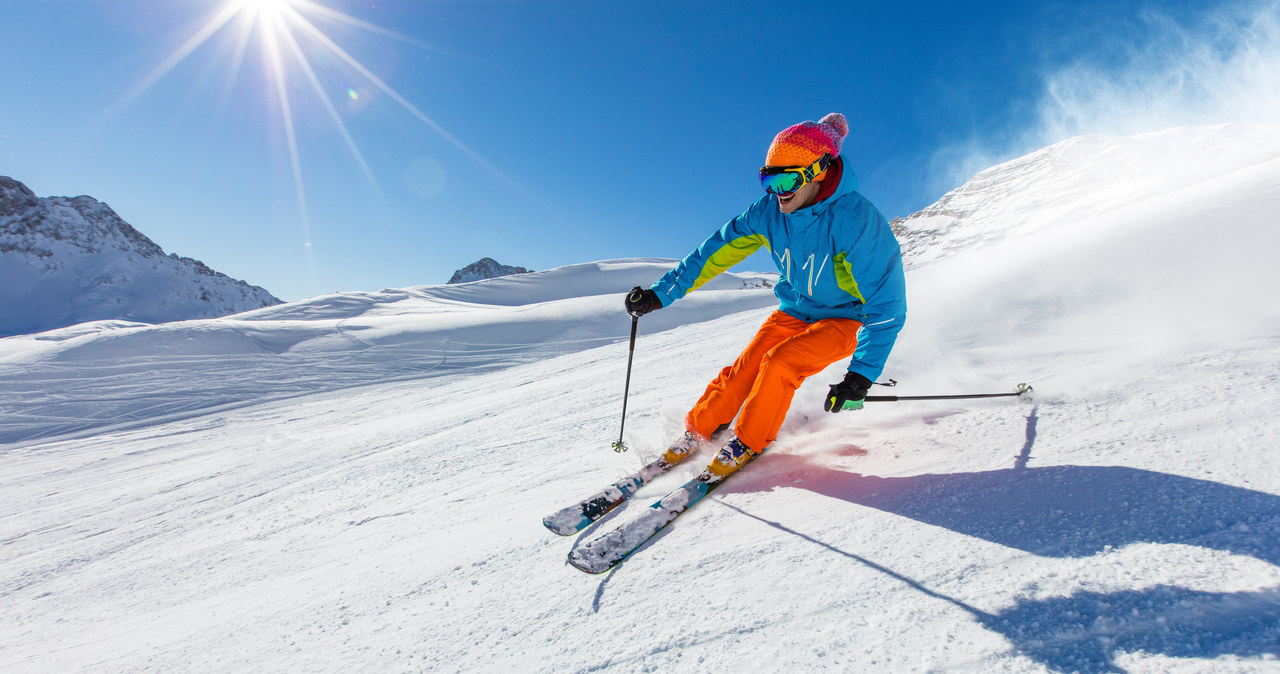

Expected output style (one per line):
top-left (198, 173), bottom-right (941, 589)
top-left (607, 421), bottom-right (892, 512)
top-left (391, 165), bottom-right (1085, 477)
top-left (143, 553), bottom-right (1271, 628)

top-left (778, 192), bottom-right (797, 206)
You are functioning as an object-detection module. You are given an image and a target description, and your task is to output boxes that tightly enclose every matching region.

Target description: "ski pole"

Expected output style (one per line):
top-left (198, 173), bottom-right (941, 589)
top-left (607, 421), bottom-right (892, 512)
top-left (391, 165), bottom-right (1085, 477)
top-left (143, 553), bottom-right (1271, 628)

top-left (612, 312), bottom-right (640, 453)
top-left (846, 383), bottom-right (1034, 409)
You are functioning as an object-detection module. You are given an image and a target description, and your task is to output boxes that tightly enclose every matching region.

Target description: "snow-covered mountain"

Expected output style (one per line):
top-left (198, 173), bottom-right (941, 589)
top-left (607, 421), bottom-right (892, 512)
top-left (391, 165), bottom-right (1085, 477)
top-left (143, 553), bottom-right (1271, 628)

top-left (0, 176), bottom-right (280, 337)
top-left (447, 256), bottom-right (531, 284)
top-left (891, 123), bottom-right (1280, 267)
top-left (2, 124), bottom-right (1279, 672)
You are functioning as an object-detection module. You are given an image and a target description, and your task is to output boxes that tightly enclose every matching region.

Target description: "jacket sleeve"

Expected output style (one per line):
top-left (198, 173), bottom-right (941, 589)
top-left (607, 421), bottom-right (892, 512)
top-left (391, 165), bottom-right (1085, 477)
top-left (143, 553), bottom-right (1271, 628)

top-left (650, 200), bottom-right (772, 307)
top-left (837, 197), bottom-right (908, 383)
top-left (847, 315), bottom-right (904, 383)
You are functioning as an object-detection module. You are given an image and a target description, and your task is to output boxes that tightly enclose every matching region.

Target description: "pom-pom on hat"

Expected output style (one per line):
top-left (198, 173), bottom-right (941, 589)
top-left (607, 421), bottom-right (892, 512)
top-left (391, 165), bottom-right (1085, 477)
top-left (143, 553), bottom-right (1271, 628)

top-left (765, 113), bottom-right (849, 180)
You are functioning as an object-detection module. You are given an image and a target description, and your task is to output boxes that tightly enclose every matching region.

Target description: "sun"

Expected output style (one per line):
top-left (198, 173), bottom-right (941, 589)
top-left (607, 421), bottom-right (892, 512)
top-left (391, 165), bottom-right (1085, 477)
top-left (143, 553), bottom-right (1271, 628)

top-left (114, 1), bottom-right (508, 285)
top-left (119, 0), bottom-right (502, 199)
top-left (114, 0), bottom-right (529, 296)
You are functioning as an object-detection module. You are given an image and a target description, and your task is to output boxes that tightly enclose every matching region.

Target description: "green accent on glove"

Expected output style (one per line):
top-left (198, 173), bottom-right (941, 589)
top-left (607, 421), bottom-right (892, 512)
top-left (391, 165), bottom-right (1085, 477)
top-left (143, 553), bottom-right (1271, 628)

top-left (841, 399), bottom-right (864, 411)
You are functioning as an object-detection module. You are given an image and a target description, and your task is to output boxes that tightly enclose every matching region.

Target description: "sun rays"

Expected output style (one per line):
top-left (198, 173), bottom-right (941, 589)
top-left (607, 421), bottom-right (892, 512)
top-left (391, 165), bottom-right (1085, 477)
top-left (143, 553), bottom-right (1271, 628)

top-left (115, 0), bottom-right (510, 293)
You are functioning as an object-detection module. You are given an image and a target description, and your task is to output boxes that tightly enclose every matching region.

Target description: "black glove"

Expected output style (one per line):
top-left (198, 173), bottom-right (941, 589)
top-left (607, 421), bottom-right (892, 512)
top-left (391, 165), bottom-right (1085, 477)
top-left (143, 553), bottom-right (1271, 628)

top-left (824, 371), bottom-right (872, 413)
top-left (624, 286), bottom-right (662, 317)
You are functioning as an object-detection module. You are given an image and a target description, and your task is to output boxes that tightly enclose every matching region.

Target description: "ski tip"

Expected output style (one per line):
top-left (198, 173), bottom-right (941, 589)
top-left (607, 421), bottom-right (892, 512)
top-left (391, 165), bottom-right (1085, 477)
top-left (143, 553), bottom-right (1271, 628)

top-left (543, 514), bottom-right (585, 536)
top-left (567, 549), bottom-right (616, 574)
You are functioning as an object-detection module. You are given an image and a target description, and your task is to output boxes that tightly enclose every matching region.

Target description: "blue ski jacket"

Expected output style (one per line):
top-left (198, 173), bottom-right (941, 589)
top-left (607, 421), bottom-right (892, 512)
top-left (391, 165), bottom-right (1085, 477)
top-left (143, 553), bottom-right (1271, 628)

top-left (650, 159), bottom-right (907, 382)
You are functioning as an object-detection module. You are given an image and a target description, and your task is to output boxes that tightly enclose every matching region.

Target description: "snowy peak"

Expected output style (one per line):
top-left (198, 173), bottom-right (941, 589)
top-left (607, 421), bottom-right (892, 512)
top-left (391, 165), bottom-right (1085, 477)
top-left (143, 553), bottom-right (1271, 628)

top-left (0, 176), bottom-right (281, 337)
top-left (1, 176), bottom-right (166, 260)
top-left (447, 257), bottom-right (530, 284)
top-left (892, 123), bottom-right (1280, 266)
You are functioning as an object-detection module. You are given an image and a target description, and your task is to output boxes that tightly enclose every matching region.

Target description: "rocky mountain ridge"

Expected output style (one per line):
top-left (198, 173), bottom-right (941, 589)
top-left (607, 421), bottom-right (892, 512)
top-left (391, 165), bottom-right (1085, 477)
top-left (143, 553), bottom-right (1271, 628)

top-left (447, 257), bottom-right (531, 284)
top-left (0, 176), bottom-right (281, 337)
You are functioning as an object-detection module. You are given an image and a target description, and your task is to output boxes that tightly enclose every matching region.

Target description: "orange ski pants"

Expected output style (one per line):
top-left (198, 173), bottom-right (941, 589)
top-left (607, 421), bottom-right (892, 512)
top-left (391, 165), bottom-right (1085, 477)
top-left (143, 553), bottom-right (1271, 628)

top-left (686, 310), bottom-right (862, 452)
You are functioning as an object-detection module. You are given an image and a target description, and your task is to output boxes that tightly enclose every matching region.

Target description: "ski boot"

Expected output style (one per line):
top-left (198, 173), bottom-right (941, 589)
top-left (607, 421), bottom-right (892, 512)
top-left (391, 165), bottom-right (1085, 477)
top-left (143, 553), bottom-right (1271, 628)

top-left (662, 430), bottom-right (705, 465)
top-left (662, 424), bottom-right (731, 465)
top-left (706, 436), bottom-right (759, 478)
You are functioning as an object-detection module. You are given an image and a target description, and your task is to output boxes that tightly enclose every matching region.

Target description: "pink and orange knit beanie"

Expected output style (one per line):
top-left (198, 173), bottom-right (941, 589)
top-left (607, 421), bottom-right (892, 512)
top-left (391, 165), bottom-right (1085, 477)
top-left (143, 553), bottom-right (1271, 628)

top-left (765, 113), bottom-right (849, 179)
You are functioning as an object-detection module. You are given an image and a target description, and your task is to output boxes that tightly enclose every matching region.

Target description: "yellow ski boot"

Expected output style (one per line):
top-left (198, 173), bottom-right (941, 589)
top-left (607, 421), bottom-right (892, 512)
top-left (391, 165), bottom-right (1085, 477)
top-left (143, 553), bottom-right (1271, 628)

top-left (662, 430), bottom-right (704, 465)
top-left (706, 437), bottom-right (758, 479)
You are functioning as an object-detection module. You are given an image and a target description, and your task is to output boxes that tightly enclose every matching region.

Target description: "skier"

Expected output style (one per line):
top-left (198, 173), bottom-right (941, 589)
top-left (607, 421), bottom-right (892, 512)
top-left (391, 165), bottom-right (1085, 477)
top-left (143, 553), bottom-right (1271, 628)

top-left (624, 112), bottom-right (907, 478)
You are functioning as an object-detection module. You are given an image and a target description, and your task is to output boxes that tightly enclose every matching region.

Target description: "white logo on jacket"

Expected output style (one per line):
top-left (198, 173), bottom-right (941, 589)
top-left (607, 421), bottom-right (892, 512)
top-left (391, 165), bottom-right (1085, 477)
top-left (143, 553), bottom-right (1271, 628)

top-left (775, 248), bottom-right (831, 297)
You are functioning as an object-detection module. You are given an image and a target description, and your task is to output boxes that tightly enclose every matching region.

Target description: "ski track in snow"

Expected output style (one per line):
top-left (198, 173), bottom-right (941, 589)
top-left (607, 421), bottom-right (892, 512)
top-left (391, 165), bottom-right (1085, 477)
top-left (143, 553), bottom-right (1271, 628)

top-left (3, 126), bottom-right (1280, 672)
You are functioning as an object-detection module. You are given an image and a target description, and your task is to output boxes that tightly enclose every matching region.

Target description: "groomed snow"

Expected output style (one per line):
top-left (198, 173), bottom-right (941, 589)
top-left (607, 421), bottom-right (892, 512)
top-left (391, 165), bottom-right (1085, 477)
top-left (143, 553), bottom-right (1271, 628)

top-left (1, 125), bottom-right (1278, 672)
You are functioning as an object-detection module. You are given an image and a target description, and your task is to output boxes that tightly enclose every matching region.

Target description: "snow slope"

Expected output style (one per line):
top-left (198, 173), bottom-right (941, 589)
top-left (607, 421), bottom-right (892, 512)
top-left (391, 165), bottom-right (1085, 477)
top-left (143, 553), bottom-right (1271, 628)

top-left (892, 123), bottom-right (1280, 268)
top-left (2, 125), bottom-right (1279, 672)
top-left (0, 260), bottom-right (778, 446)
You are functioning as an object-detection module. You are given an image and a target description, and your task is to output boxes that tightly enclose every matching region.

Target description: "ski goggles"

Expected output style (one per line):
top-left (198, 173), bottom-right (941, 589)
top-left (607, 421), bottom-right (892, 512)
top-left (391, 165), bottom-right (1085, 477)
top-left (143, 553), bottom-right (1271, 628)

top-left (759, 153), bottom-right (831, 196)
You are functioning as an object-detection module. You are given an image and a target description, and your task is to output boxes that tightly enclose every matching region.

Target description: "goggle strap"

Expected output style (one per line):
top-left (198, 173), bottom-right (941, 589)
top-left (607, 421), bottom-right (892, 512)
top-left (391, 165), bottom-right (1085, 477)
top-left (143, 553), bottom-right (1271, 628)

top-left (804, 154), bottom-right (831, 181)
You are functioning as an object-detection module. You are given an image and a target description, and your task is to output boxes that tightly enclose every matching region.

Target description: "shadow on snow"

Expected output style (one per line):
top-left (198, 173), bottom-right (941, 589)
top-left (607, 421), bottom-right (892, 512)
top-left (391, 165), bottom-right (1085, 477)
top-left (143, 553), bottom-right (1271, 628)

top-left (986, 585), bottom-right (1280, 672)
top-left (727, 455), bottom-right (1280, 671)
top-left (795, 463), bottom-right (1280, 567)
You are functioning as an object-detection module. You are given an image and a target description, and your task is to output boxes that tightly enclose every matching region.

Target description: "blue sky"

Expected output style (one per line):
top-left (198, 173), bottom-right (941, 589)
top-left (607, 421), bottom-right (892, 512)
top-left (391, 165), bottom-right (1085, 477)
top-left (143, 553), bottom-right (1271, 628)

top-left (2, 0), bottom-right (1278, 301)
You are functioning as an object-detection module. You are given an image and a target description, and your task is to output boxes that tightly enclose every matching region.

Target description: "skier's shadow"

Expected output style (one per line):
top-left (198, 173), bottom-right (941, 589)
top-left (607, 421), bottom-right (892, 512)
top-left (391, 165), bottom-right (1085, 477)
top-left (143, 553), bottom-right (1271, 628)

top-left (781, 462), bottom-right (1280, 567)
top-left (981, 584), bottom-right (1280, 672)
top-left (724, 497), bottom-right (1280, 673)
top-left (733, 457), bottom-right (1280, 671)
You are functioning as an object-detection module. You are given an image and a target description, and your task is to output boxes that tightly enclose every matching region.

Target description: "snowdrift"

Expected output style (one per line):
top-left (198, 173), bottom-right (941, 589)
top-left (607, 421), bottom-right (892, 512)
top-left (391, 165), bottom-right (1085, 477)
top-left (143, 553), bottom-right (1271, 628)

top-left (0, 260), bottom-right (777, 445)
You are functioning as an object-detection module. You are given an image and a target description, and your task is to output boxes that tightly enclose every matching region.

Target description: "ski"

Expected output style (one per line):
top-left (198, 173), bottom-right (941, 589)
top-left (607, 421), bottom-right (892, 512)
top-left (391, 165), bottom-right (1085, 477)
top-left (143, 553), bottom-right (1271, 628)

top-left (566, 450), bottom-right (765, 574)
top-left (542, 457), bottom-right (675, 536)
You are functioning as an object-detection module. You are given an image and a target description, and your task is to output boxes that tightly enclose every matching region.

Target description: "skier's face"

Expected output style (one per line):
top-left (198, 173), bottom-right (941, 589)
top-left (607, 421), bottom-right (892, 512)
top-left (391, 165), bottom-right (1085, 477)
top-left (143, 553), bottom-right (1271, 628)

top-left (776, 177), bottom-right (822, 214)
